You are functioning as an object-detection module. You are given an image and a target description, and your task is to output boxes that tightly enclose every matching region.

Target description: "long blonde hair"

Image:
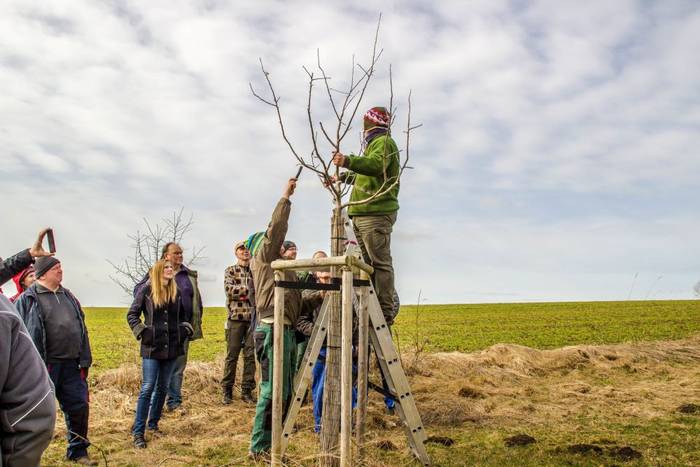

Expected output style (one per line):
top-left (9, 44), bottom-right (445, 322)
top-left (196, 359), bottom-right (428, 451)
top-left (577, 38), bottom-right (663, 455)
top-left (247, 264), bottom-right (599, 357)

top-left (150, 259), bottom-right (177, 308)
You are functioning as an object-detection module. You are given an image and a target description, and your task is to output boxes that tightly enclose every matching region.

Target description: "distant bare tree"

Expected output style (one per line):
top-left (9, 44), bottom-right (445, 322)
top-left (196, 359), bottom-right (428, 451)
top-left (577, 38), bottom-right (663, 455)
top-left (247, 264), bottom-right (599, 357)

top-left (107, 208), bottom-right (205, 297)
top-left (693, 281), bottom-right (700, 298)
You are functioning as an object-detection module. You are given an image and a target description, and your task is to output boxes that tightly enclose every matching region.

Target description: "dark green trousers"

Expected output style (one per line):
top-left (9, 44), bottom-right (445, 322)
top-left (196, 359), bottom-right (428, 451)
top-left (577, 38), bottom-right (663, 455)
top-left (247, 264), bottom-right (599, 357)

top-left (294, 338), bottom-right (308, 373)
top-left (249, 323), bottom-right (296, 453)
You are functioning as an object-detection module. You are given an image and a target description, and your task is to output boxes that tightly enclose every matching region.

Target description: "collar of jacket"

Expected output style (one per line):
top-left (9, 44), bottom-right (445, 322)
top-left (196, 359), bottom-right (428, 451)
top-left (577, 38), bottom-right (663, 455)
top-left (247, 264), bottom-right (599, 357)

top-left (365, 127), bottom-right (389, 145)
top-left (34, 283), bottom-right (65, 294)
top-left (176, 265), bottom-right (198, 278)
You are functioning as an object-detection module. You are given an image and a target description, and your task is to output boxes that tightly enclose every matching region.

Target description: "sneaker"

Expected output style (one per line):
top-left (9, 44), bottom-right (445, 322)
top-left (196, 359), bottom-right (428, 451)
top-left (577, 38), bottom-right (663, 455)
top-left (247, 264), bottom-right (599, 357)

top-left (133, 433), bottom-right (147, 449)
top-left (72, 456), bottom-right (99, 466)
top-left (222, 389), bottom-right (233, 405)
top-left (165, 403), bottom-right (181, 412)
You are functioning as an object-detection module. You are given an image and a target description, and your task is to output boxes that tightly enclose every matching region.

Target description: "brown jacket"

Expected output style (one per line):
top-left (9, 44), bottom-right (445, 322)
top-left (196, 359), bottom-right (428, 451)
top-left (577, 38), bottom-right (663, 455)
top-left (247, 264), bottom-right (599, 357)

top-left (252, 198), bottom-right (304, 324)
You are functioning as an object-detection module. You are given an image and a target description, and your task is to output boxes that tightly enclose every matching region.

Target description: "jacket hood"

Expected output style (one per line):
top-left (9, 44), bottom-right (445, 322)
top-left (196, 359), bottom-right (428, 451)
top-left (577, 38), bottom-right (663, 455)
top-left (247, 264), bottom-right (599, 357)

top-left (12, 267), bottom-right (33, 294)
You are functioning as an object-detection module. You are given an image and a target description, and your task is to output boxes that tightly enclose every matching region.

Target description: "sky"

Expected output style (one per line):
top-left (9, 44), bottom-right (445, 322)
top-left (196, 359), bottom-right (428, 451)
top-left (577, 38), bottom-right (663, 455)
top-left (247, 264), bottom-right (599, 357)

top-left (1, 0), bottom-right (699, 306)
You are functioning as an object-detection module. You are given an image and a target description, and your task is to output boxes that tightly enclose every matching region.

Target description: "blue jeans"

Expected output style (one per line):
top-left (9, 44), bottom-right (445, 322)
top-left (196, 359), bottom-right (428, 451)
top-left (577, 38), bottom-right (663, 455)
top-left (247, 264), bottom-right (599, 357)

top-left (47, 361), bottom-right (90, 460)
top-left (311, 348), bottom-right (358, 433)
top-left (133, 358), bottom-right (177, 435)
top-left (161, 339), bottom-right (188, 409)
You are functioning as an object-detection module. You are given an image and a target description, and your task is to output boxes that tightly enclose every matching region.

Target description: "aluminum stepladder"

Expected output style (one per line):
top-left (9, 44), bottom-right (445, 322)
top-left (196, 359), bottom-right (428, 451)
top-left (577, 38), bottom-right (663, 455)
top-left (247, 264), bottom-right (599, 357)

top-left (279, 211), bottom-right (430, 466)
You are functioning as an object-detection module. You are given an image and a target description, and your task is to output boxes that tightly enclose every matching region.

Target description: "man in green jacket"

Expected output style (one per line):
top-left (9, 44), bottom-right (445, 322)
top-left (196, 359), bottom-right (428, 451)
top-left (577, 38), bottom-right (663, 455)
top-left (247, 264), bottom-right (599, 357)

top-left (332, 106), bottom-right (400, 324)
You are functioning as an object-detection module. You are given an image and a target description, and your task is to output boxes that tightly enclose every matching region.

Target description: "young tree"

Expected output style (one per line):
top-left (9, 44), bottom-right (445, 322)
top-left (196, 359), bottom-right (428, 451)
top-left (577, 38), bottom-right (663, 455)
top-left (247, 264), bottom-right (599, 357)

top-left (107, 209), bottom-right (205, 298)
top-left (693, 280), bottom-right (700, 298)
top-left (250, 15), bottom-right (419, 466)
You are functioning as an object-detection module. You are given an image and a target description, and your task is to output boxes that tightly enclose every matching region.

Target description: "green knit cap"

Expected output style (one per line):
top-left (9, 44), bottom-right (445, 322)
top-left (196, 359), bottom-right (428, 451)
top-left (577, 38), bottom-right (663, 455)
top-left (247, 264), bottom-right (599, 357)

top-left (245, 232), bottom-right (266, 257)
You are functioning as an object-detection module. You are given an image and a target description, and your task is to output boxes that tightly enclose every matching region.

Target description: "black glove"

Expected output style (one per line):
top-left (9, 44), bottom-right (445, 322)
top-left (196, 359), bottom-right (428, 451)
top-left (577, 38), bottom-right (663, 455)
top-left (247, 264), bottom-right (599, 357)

top-left (180, 322), bottom-right (194, 337)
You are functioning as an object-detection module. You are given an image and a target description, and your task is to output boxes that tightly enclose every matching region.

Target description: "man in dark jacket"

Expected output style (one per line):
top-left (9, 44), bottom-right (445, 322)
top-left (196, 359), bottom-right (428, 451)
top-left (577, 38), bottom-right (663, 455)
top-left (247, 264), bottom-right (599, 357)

top-left (16, 256), bottom-right (96, 466)
top-left (294, 250), bottom-right (326, 374)
top-left (1, 230), bottom-right (57, 466)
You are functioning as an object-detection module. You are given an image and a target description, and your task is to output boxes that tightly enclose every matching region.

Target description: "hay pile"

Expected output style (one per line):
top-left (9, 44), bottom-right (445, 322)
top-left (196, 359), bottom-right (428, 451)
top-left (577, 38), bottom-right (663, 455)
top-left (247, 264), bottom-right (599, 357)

top-left (44, 336), bottom-right (700, 465)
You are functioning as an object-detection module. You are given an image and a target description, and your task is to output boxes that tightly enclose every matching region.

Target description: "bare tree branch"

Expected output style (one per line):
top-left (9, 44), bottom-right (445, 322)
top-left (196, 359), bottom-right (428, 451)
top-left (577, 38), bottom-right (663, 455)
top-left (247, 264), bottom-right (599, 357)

top-left (249, 59), bottom-right (327, 178)
top-left (107, 210), bottom-right (206, 299)
top-left (336, 16), bottom-right (383, 146)
top-left (317, 49), bottom-right (340, 120)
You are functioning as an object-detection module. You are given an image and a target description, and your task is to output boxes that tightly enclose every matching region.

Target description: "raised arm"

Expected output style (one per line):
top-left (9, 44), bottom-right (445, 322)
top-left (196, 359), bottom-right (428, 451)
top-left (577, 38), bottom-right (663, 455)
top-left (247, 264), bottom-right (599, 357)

top-left (257, 178), bottom-right (297, 264)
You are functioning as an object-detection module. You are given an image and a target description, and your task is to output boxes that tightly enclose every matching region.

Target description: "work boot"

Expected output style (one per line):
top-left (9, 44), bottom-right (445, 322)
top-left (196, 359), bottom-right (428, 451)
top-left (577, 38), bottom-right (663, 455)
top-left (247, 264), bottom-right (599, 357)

top-left (133, 433), bottom-right (147, 449)
top-left (222, 387), bottom-right (233, 405)
top-left (248, 451), bottom-right (270, 463)
top-left (241, 389), bottom-right (257, 404)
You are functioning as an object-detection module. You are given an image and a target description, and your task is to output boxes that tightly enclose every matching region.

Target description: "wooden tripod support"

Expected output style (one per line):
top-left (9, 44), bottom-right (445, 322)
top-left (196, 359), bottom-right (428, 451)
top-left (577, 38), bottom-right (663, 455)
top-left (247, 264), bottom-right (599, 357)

top-left (269, 253), bottom-right (431, 466)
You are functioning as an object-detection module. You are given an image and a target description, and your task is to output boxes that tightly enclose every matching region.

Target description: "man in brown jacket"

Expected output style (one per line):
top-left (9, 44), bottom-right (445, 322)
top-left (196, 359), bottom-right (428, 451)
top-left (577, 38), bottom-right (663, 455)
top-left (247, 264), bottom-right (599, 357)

top-left (248, 178), bottom-right (322, 458)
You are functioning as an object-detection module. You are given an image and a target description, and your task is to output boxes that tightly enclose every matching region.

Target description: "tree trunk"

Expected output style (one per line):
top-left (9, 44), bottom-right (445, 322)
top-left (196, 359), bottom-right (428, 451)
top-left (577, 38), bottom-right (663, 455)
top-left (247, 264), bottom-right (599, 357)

top-left (319, 205), bottom-right (344, 466)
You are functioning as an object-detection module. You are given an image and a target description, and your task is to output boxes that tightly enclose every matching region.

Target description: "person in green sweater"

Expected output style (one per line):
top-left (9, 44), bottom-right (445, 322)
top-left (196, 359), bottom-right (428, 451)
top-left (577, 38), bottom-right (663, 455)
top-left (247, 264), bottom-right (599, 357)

top-left (332, 106), bottom-right (401, 325)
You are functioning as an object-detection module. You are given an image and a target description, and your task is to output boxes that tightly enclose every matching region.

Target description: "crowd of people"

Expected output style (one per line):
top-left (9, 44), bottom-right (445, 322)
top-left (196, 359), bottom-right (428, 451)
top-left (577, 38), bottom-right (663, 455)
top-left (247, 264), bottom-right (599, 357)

top-left (0, 105), bottom-right (401, 465)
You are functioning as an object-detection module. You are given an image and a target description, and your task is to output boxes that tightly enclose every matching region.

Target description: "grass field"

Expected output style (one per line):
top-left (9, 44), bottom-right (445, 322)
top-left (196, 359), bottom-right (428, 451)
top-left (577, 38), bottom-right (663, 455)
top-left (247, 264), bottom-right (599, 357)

top-left (40, 300), bottom-right (700, 466)
top-left (86, 300), bottom-right (700, 375)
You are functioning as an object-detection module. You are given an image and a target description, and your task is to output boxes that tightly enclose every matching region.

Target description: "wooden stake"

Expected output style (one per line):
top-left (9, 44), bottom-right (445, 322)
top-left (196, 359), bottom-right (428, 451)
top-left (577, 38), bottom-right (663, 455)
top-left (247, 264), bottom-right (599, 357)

top-left (271, 271), bottom-right (285, 466)
top-left (340, 268), bottom-right (354, 467)
top-left (321, 208), bottom-right (344, 467)
top-left (355, 274), bottom-right (369, 462)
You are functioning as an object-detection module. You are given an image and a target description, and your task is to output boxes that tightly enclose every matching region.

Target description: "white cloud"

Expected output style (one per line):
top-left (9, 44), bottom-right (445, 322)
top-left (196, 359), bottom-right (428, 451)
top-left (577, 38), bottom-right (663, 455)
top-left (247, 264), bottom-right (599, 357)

top-left (2, 1), bottom-right (699, 305)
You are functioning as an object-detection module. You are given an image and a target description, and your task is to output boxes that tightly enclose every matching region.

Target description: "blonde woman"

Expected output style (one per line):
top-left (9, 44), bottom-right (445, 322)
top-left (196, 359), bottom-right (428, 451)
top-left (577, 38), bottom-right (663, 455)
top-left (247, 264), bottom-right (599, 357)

top-left (126, 260), bottom-right (193, 448)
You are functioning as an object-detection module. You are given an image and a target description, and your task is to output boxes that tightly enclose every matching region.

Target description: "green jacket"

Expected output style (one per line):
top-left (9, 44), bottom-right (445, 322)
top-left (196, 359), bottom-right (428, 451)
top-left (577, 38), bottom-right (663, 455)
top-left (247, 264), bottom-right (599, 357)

top-left (344, 134), bottom-right (400, 216)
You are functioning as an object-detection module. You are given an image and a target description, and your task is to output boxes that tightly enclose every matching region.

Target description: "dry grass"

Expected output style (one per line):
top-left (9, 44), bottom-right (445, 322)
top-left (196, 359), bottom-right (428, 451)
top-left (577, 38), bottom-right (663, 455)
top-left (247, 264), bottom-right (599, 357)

top-left (42, 336), bottom-right (700, 465)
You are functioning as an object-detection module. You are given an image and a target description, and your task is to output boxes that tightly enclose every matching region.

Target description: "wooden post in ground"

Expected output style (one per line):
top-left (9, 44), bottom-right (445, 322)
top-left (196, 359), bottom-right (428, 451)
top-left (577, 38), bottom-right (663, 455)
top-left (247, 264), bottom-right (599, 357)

top-left (271, 271), bottom-right (285, 466)
top-left (320, 208), bottom-right (345, 466)
top-left (355, 272), bottom-right (369, 462)
top-left (340, 268), bottom-right (354, 467)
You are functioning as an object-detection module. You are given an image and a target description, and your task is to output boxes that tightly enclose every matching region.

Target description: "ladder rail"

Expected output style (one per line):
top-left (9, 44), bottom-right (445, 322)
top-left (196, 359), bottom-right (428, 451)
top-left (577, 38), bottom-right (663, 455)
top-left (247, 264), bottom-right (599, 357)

top-left (281, 296), bottom-right (330, 454)
top-left (343, 208), bottom-right (431, 466)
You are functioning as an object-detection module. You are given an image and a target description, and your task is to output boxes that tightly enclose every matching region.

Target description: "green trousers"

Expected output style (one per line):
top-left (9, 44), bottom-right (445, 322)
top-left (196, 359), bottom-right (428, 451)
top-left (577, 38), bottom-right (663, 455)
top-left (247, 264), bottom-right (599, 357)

top-left (294, 338), bottom-right (308, 373)
top-left (352, 213), bottom-right (398, 323)
top-left (249, 323), bottom-right (296, 453)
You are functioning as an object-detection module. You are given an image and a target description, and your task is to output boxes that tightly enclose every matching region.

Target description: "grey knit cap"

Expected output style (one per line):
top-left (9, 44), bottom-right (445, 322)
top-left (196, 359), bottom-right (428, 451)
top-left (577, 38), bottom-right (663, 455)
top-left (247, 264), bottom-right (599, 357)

top-left (34, 256), bottom-right (60, 279)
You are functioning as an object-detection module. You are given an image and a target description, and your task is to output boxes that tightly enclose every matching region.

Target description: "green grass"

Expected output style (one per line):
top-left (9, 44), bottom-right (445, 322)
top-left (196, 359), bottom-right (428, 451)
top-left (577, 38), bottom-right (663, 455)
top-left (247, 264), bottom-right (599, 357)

top-left (387, 414), bottom-right (700, 467)
top-left (86, 300), bottom-right (700, 375)
top-left (393, 300), bottom-right (700, 353)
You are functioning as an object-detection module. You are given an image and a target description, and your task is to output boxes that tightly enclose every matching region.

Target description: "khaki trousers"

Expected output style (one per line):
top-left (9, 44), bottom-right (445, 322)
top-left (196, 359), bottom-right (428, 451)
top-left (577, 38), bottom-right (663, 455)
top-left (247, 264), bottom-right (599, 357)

top-left (352, 212), bottom-right (398, 324)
